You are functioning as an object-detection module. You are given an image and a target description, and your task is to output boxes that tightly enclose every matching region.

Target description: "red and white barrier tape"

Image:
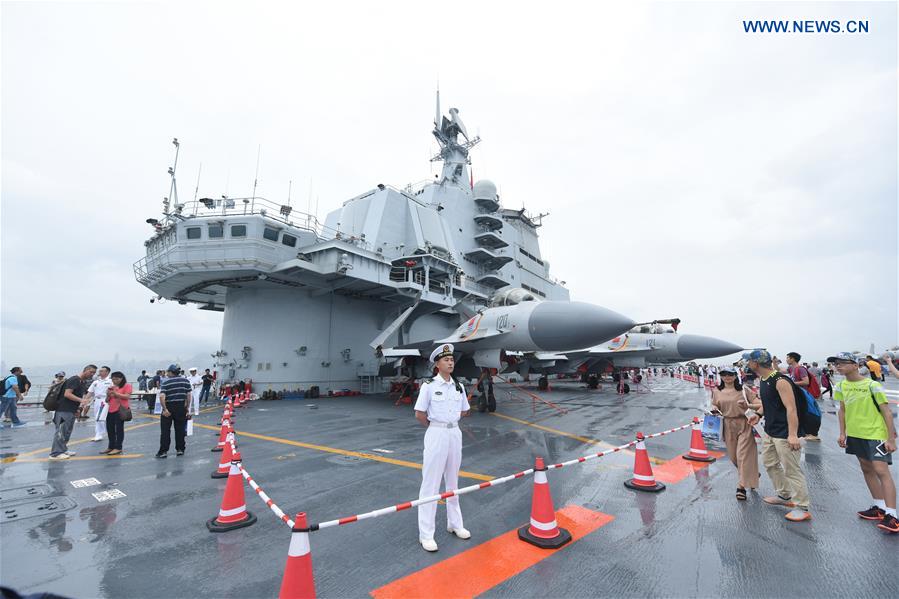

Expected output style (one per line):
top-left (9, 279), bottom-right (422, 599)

top-left (221, 400), bottom-right (694, 532)
top-left (238, 464), bottom-right (297, 528)
top-left (300, 419), bottom-right (694, 532)
top-left (544, 422), bottom-right (692, 470)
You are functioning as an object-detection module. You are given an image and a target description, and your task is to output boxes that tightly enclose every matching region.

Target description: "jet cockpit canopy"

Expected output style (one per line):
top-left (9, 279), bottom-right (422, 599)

top-left (490, 287), bottom-right (538, 307)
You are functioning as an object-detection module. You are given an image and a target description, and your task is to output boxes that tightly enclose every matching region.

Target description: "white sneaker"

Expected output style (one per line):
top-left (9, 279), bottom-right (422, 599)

top-left (91, 437), bottom-right (103, 442)
top-left (420, 538), bottom-right (438, 552)
top-left (447, 527), bottom-right (471, 539)
top-left (65, 450), bottom-right (77, 456)
top-left (49, 453), bottom-right (70, 460)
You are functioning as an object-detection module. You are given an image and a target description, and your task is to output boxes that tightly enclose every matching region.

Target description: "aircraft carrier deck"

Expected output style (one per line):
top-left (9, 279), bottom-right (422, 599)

top-left (2, 375), bottom-right (898, 598)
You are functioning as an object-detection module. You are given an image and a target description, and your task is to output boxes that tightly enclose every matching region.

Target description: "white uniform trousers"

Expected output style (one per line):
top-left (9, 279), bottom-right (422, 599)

top-left (190, 388), bottom-right (201, 415)
top-left (418, 425), bottom-right (464, 541)
top-left (93, 398), bottom-right (107, 439)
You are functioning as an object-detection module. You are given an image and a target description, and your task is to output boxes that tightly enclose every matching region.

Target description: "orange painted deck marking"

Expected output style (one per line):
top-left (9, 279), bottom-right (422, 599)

top-left (370, 504), bottom-right (613, 599)
top-left (652, 451), bottom-right (726, 484)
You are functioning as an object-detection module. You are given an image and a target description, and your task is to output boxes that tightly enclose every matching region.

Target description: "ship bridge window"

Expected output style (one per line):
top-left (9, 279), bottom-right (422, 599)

top-left (208, 224), bottom-right (224, 238)
top-left (230, 224), bottom-right (247, 238)
top-left (186, 227), bottom-right (201, 240)
top-left (263, 227), bottom-right (279, 242)
top-left (281, 233), bottom-right (297, 247)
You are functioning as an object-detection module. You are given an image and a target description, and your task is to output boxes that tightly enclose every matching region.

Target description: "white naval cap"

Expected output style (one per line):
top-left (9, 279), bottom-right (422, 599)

top-left (429, 343), bottom-right (455, 363)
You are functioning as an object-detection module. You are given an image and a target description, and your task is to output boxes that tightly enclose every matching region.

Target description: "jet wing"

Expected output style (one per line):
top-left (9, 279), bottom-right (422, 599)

top-left (380, 348), bottom-right (425, 358)
top-left (585, 345), bottom-right (655, 356)
top-left (581, 334), bottom-right (655, 357)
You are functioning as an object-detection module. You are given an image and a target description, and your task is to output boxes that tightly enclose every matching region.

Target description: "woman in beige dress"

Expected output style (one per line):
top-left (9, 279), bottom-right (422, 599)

top-left (711, 366), bottom-right (760, 500)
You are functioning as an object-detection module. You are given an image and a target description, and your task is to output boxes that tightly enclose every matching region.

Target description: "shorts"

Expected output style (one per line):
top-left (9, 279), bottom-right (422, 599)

top-left (846, 436), bottom-right (893, 464)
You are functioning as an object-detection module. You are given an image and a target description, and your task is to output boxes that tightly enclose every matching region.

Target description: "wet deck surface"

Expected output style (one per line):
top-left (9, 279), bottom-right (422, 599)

top-left (2, 376), bottom-right (898, 598)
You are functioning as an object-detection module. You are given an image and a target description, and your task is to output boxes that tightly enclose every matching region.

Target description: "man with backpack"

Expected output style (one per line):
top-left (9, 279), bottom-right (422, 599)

top-left (49, 365), bottom-right (97, 460)
top-left (1, 367), bottom-right (27, 428)
top-left (743, 349), bottom-right (812, 522)
top-left (786, 352), bottom-right (821, 441)
top-left (829, 352), bottom-right (897, 533)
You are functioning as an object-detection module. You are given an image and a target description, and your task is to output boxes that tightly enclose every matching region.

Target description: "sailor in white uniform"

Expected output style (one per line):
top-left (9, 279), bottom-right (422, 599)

top-left (414, 343), bottom-right (471, 552)
top-left (187, 367), bottom-right (203, 416)
top-left (86, 367), bottom-right (114, 442)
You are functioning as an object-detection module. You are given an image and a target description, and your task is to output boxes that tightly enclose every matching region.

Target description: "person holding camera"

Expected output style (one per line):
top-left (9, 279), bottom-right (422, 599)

top-left (829, 352), bottom-right (897, 533)
top-left (101, 372), bottom-right (132, 456)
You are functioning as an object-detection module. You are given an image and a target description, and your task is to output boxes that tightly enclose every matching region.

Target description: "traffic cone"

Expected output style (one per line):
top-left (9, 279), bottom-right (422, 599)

top-left (212, 418), bottom-right (231, 452)
top-left (212, 432), bottom-right (235, 478)
top-left (207, 452), bottom-right (257, 532)
top-left (624, 432), bottom-right (666, 492)
top-left (682, 416), bottom-right (716, 462)
top-left (517, 457), bottom-right (572, 549)
top-left (279, 512), bottom-right (317, 599)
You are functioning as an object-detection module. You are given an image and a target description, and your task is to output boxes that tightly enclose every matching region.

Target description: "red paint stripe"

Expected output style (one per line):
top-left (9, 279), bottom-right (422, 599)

top-left (395, 502), bottom-right (413, 511)
top-left (578, 457), bottom-right (586, 462)
top-left (339, 516), bottom-right (358, 525)
top-left (266, 499), bottom-right (273, 506)
top-left (479, 482), bottom-right (491, 489)
top-left (370, 505), bottom-right (613, 599)
top-left (514, 472), bottom-right (524, 478)
top-left (440, 491), bottom-right (454, 499)
top-left (282, 515), bottom-right (290, 523)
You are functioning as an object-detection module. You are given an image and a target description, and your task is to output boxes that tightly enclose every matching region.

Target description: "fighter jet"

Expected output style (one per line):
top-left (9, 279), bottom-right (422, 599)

top-left (509, 319), bottom-right (743, 387)
top-left (378, 289), bottom-right (636, 405)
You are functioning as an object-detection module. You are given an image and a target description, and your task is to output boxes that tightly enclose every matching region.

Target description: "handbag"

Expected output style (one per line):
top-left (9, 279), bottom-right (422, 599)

top-left (701, 413), bottom-right (723, 442)
top-left (118, 406), bottom-right (133, 422)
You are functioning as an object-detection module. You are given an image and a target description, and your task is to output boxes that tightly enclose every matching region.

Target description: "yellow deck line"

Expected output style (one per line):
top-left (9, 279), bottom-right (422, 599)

top-left (2, 421), bottom-right (159, 462)
top-left (6, 454), bottom-right (144, 464)
top-left (490, 412), bottom-right (665, 465)
top-left (191, 421), bottom-right (494, 481)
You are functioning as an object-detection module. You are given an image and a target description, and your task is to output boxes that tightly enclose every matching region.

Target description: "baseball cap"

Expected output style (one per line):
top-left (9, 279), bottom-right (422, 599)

top-left (167, 363), bottom-right (181, 373)
top-left (741, 349), bottom-right (772, 365)
top-left (189, 367), bottom-right (198, 372)
top-left (55, 371), bottom-right (65, 377)
top-left (719, 366), bottom-right (737, 375)
top-left (826, 352), bottom-right (858, 364)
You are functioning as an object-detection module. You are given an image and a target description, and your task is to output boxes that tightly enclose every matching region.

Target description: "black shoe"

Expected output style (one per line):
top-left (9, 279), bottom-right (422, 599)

top-left (176, 450), bottom-right (184, 456)
top-left (858, 505), bottom-right (886, 521)
top-left (877, 514), bottom-right (899, 533)
top-left (155, 452), bottom-right (167, 459)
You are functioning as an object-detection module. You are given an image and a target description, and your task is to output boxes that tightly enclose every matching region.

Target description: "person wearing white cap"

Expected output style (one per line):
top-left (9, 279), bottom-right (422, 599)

top-left (414, 343), bottom-right (471, 552)
top-left (187, 367), bottom-right (202, 416)
top-left (85, 366), bottom-right (114, 442)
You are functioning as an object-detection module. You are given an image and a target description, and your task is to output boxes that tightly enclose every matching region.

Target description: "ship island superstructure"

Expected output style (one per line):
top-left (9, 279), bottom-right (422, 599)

top-left (135, 100), bottom-right (569, 391)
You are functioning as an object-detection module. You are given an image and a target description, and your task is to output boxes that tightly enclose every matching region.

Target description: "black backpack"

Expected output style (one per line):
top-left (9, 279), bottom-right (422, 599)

top-left (43, 381), bottom-right (67, 412)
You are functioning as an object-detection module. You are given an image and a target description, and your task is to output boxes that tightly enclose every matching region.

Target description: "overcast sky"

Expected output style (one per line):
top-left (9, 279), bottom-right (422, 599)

top-left (2, 1), bottom-right (897, 369)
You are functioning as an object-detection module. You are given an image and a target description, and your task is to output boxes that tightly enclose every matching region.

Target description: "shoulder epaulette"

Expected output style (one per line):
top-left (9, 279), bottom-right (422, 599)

top-left (424, 378), bottom-right (434, 384)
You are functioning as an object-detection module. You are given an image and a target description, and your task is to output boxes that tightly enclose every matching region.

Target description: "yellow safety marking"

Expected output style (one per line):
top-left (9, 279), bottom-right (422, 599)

top-left (2, 421), bottom-right (158, 463)
top-left (6, 454), bottom-right (144, 464)
top-left (490, 412), bottom-right (665, 465)
top-left (190, 421), bottom-right (494, 481)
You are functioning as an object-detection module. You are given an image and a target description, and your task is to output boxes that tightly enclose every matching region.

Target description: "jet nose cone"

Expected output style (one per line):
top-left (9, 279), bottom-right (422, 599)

top-left (676, 335), bottom-right (744, 361)
top-left (528, 302), bottom-right (635, 350)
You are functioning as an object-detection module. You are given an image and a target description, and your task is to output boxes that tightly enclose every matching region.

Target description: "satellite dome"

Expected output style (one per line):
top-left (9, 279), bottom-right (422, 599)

top-left (472, 180), bottom-right (498, 201)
